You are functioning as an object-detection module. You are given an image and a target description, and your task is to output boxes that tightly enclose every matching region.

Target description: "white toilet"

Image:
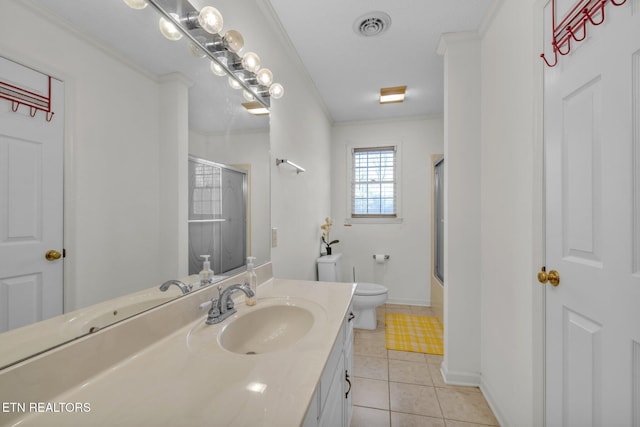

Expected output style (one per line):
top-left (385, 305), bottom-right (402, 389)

top-left (317, 253), bottom-right (388, 330)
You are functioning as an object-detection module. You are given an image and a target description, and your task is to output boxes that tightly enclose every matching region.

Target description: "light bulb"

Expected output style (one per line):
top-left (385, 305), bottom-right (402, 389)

top-left (198, 6), bottom-right (223, 34)
top-left (256, 68), bottom-right (273, 86)
top-left (210, 61), bottom-right (226, 77)
top-left (242, 52), bottom-right (261, 73)
top-left (188, 37), bottom-right (207, 58)
top-left (159, 14), bottom-right (182, 41)
top-left (223, 30), bottom-right (244, 53)
top-left (228, 76), bottom-right (242, 90)
top-left (243, 90), bottom-right (255, 102)
top-left (269, 83), bottom-right (284, 99)
top-left (123, 0), bottom-right (147, 9)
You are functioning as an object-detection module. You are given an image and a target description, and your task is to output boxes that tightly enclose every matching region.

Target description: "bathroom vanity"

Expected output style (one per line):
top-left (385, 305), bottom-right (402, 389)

top-left (302, 299), bottom-right (354, 427)
top-left (0, 264), bottom-right (355, 427)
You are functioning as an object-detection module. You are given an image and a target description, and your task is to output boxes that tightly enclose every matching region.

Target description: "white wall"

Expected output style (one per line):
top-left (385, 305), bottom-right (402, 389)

top-left (270, 92), bottom-right (332, 280)
top-left (478, 0), bottom-right (542, 425)
top-left (158, 74), bottom-right (191, 284)
top-left (0, 1), bottom-right (186, 310)
top-left (438, 33), bottom-right (482, 385)
top-left (259, 5), bottom-right (334, 281)
top-left (330, 117), bottom-right (443, 304)
top-left (439, 1), bottom-right (544, 424)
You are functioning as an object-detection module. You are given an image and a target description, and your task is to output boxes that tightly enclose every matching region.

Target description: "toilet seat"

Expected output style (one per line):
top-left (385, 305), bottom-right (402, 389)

top-left (355, 282), bottom-right (388, 296)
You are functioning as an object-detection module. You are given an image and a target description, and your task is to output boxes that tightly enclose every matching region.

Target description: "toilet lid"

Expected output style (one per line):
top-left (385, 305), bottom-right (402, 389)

top-left (355, 282), bottom-right (388, 296)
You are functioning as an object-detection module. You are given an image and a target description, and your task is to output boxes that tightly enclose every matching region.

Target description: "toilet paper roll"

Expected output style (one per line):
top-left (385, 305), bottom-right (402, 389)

top-left (374, 254), bottom-right (386, 264)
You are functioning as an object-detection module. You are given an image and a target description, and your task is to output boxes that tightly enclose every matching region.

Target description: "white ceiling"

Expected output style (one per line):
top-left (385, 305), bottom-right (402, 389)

top-left (27, 0), bottom-right (493, 129)
top-left (268, 0), bottom-right (493, 123)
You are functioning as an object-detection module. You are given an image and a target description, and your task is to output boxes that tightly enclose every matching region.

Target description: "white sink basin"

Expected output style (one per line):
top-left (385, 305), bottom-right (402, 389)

top-left (187, 297), bottom-right (326, 356)
top-left (218, 304), bottom-right (314, 354)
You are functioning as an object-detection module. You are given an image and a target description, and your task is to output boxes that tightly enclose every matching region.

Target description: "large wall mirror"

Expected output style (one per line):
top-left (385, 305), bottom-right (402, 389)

top-left (0, 0), bottom-right (273, 368)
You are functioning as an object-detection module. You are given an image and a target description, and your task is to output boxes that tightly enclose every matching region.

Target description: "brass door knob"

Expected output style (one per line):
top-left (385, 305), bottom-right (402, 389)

top-left (537, 266), bottom-right (560, 286)
top-left (45, 250), bottom-right (62, 261)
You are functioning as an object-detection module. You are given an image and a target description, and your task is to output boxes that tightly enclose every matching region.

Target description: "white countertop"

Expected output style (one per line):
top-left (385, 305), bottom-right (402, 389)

top-left (3, 278), bottom-right (355, 427)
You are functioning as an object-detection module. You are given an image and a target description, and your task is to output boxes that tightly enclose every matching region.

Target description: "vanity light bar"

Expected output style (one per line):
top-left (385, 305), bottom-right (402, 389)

top-left (144, 0), bottom-right (274, 109)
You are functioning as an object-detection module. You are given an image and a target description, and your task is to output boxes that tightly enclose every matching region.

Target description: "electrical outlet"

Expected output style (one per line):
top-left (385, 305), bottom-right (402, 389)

top-left (271, 228), bottom-right (278, 248)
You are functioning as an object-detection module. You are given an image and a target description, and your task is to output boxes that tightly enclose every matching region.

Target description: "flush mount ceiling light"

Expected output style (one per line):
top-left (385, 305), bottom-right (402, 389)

top-left (124, 0), bottom-right (284, 109)
top-left (242, 101), bottom-right (269, 115)
top-left (379, 85), bottom-right (407, 104)
top-left (353, 11), bottom-right (391, 37)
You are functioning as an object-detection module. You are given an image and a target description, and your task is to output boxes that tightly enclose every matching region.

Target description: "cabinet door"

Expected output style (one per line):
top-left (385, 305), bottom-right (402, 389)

top-left (344, 342), bottom-right (354, 426)
top-left (319, 352), bottom-right (345, 427)
top-left (344, 305), bottom-right (354, 426)
top-left (320, 323), bottom-right (344, 413)
top-left (301, 386), bottom-right (319, 427)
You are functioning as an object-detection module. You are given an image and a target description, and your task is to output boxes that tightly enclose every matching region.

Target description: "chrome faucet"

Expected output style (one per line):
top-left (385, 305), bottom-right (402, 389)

top-left (206, 283), bottom-right (255, 325)
top-left (159, 279), bottom-right (193, 295)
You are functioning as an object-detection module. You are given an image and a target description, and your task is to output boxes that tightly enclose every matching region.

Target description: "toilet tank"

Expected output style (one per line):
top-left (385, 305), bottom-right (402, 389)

top-left (317, 253), bottom-right (343, 282)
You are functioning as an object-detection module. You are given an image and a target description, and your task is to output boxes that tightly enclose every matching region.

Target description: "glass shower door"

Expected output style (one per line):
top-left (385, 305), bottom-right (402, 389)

top-left (188, 156), bottom-right (247, 276)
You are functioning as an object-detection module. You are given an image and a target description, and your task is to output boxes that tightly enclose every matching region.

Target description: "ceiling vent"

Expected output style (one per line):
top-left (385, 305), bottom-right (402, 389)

top-left (353, 12), bottom-right (391, 37)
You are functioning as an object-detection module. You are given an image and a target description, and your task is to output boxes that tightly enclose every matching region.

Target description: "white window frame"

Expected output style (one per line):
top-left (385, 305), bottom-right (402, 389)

top-left (345, 141), bottom-right (403, 224)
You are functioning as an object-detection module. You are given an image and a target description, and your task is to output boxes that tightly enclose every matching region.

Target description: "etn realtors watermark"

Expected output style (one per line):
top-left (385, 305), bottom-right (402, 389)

top-left (2, 402), bottom-right (91, 413)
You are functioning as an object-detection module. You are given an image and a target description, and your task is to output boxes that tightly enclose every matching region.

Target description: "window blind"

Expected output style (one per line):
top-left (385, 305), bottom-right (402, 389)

top-left (191, 163), bottom-right (221, 217)
top-left (351, 146), bottom-right (397, 218)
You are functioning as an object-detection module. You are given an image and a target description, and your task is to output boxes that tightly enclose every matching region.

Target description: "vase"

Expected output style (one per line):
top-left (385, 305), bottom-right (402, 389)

top-left (326, 246), bottom-right (332, 255)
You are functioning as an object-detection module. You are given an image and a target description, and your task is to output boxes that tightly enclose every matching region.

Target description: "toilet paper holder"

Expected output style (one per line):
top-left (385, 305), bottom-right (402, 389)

top-left (372, 254), bottom-right (390, 260)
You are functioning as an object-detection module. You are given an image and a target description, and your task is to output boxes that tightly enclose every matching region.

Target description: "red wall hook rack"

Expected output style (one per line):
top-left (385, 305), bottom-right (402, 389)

top-left (540, 0), bottom-right (627, 67)
top-left (0, 75), bottom-right (54, 121)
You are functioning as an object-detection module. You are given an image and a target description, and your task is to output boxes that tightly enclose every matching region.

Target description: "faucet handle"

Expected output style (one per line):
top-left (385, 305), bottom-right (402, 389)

top-left (207, 298), bottom-right (221, 318)
top-left (199, 299), bottom-right (216, 310)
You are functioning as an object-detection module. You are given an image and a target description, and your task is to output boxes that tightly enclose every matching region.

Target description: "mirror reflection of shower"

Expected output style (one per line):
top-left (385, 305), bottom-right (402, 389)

top-left (188, 156), bottom-right (247, 276)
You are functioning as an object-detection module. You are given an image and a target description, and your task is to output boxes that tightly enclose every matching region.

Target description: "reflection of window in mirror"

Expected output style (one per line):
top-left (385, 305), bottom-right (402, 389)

top-left (193, 163), bottom-right (221, 217)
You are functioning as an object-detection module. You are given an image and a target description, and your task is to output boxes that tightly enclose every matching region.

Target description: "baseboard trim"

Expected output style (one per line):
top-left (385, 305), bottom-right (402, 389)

top-left (440, 363), bottom-right (508, 426)
top-left (440, 361), bottom-right (481, 386)
top-left (479, 377), bottom-right (509, 427)
top-left (386, 298), bottom-right (431, 307)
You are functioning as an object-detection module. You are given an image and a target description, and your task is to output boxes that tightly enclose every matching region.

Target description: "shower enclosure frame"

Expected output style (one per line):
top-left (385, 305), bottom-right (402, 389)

top-left (188, 155), bottom-right (248, 276)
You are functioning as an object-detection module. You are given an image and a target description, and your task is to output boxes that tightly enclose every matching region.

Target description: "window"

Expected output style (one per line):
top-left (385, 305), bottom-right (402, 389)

top-left (351, 146), bottom-right (397, 218)
top-left (191, 162), bottom-right (221, 217)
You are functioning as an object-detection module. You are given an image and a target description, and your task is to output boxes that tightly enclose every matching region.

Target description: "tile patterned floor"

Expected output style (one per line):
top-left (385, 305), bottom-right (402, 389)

top-left (350, 304), bottom-right (499, 427)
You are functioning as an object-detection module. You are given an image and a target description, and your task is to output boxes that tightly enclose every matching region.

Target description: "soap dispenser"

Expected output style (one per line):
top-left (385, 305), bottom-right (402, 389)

top-left (199, 255), bottom-right (214, 287)
top-left (245, 256), bottom-right (257, 306)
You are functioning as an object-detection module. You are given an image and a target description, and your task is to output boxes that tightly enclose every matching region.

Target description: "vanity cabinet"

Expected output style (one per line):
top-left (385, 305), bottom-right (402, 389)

top-left (303, 303), bottom-right (354, 427)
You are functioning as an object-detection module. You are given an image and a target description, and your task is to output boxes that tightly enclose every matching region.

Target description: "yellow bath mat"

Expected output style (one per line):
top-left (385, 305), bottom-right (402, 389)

top-left (385, 313), bottom-right (444, 355)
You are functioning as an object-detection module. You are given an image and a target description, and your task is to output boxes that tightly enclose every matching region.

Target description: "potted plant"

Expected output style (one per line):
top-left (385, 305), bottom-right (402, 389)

top-left (320, 217), bottom-right (339, 255)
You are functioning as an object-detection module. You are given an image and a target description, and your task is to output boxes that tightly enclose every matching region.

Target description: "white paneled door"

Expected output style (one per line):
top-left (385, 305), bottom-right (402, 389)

top-left (543, 3), bottom-right (640, 426)
top-left (0, 57), bottom-right (64, 333)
